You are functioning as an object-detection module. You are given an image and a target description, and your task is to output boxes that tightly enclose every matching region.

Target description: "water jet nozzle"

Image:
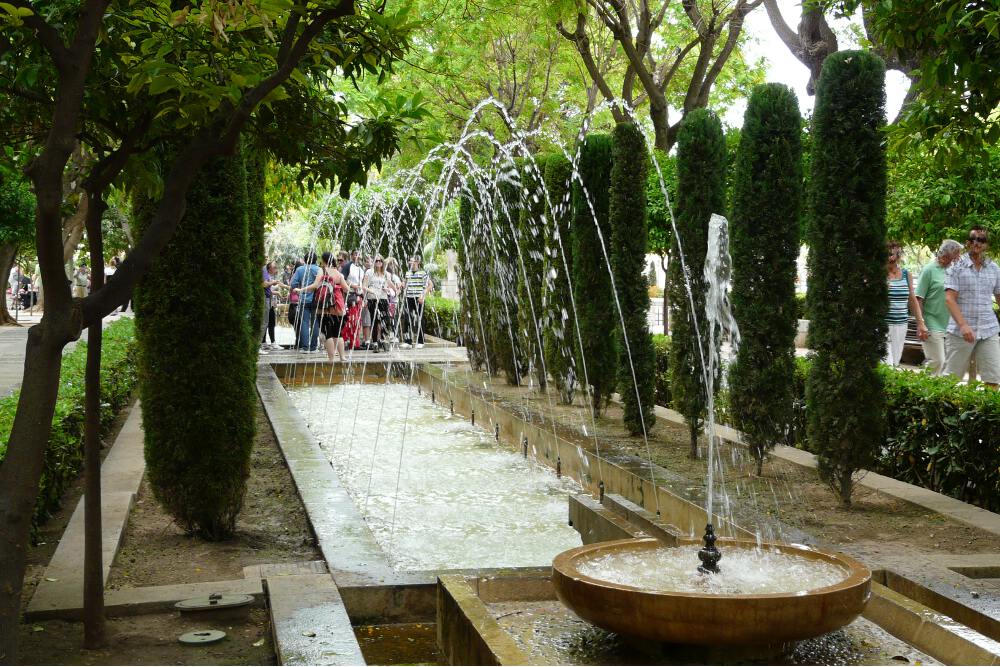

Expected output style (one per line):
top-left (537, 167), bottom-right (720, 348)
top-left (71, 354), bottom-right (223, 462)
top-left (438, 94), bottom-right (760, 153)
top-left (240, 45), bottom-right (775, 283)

top-left (556, 457), bottom-right (562, 478)
top-left (598, 481), bottom-right (605, 502)
top-left (494, 424), bottom-right (500, 441)
top-left (697, 523), bottom-right (721, 575)
top-left (471, 409), bottom-right (475, 426)
top-left (431, 390), bottom-right (435, 404)
top-left (522, 437), bottom-right (528, 458)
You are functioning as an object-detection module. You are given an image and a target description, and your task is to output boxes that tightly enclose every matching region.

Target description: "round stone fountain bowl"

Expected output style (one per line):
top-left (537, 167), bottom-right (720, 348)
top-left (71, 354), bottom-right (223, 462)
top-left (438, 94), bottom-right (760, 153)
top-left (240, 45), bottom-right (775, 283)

top-left (551, 537), bottom-right (871, 645)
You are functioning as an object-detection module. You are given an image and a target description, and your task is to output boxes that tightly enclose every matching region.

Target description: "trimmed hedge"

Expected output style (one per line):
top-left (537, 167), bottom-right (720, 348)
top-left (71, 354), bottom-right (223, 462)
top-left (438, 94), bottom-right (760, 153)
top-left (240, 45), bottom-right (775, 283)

top-left (806, 50), bottom-right (888, 506)
top-left (652, 334), bottom-right (671, 407)
top-left (610, 123), bottom-right (656, 436)
top-left (542, 154), bottom-right (577, 404)
top-left (573, 134), bottom-right (617, 414)
top-left (729, 83), bottom-right (803, 474)
top-left (518, 156), bottom-right (549, 389)
top-left (0, 317), bottom-right (138, 529)
top-left (422, 295), bottom-right (460, 341)
top-left (135, 150), bottom-right (257, 540)
top-left (670, 108), bottom-right (726, 457)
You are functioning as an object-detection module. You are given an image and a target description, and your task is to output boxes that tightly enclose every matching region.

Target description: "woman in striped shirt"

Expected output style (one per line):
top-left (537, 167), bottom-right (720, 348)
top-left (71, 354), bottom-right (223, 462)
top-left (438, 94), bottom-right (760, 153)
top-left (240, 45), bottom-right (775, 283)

top-left (885, 241), bottom-right (927, 366)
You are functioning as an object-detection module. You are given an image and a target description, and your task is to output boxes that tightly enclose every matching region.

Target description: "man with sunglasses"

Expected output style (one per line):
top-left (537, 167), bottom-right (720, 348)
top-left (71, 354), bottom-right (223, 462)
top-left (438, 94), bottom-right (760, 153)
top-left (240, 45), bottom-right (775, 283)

top-left (944, 226), bottom-right (1000, 386)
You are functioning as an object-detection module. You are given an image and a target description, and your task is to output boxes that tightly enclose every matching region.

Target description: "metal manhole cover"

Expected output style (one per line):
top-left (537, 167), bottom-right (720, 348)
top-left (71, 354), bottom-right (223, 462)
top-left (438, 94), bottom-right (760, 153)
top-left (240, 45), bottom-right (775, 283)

top-left (178, 630), bottom-right (226, 645)
top-left (175, 593), bottom-right (254, 611)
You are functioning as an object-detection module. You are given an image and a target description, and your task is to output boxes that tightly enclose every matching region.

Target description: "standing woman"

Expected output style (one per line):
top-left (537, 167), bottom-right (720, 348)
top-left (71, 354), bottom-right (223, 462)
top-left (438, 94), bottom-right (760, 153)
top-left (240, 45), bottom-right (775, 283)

top-left (384, 257), bottom-right (404, 344)
top-left (885, 241), bottom-right (927, 366)
top-left (363, 256), bottom-right (391, 352)
top-left (260, 260), bottom-right (285, 354)
top-left (296, 252), bottom-right (350, 362)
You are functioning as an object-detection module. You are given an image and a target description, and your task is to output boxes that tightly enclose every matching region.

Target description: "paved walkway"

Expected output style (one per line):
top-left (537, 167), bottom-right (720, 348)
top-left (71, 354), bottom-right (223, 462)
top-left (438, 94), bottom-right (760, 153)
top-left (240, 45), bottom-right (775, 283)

top-left (0, 311), bottom-right (130, 400)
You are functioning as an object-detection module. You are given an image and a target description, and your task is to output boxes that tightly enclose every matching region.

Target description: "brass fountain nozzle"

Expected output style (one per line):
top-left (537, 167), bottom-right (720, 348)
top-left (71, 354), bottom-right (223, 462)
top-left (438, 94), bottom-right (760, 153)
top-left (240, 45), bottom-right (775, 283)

top-left (697, 523), bottom-right (721, 575)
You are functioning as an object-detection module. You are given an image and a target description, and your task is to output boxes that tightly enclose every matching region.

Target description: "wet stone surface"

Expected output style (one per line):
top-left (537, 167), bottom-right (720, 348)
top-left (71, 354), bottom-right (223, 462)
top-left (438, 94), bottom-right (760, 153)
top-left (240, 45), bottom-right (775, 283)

top-left (487, 600), bottom-right (939, 666)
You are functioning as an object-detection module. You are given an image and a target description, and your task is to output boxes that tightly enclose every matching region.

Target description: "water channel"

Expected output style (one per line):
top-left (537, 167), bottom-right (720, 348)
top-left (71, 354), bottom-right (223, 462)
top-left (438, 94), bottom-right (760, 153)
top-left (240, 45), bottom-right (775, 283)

top-left (288, 381), bottom-right (582, 571)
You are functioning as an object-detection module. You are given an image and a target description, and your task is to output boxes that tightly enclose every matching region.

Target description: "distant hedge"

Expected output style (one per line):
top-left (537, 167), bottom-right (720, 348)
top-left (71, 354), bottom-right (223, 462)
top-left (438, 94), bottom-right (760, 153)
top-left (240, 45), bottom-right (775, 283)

top-left (422, 295), bottom-right (460, 341)
top-left (0, 317), bottom-right (138, 529)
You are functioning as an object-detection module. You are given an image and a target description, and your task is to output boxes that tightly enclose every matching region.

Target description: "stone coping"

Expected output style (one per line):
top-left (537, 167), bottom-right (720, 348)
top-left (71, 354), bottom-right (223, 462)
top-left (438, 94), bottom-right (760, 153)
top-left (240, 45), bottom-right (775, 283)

top-left (26, 401), bottom-right (145, 619)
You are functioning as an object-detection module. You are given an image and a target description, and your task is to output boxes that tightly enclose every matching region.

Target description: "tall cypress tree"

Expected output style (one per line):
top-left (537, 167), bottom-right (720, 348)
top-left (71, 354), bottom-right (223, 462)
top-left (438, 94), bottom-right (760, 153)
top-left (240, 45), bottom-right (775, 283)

top-left (572, 134), bottom-right (616, 414)
top-left (246, 147), bottom-right (267, 351)
top-left (543, 154), bottom-right (577, 403)
top-left (491, 162), bottom-right (524, 385)
top-left (518, 156), bottom-right (549, 389)
top-left (669, 109), bottom-right (726, 458)
top-left (807, 50), bottom-right (887, 506)
top-left (610, 123), bottom-right (656, 436)
top-left (134, 149), bottom-right (256, 539)
top-left (458, 188), bottom-right (486, 371)
top-left (729, 83), bottom-right (803, 475)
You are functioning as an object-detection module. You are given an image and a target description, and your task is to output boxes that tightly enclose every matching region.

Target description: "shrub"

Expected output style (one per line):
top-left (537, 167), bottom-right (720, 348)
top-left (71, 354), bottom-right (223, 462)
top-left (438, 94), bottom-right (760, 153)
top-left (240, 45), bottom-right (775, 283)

top-left (670, 108), bottom-right (727, 458)
top-left (610, 123), bottom-right (656, 436)
top-left (806, 50), bottom-right (888, 506)
top-left (729, 83), bottom-right (803, 475)
top-left (0, 318), bottom-right (138, 529)
top-left (518, 156), bottom-right (549, 389)
top-left (422, 295), bottom-right (460, 341)
top-left (652, 335), bottom-right (672, 407)
top-left (135, 150), bottom-right (257, 540)
top-left (542, 154), bottom-right (578, 403)
top-left (572, 134), bottom-right (617, 414)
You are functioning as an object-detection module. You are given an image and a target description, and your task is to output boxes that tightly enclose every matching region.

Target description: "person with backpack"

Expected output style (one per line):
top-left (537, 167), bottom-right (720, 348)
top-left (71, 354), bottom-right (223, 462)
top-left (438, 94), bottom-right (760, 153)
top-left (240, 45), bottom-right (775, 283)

top-left (290, 252), bottom-right (321, 352)
top-left (295, 251), bottom-right (350, 362)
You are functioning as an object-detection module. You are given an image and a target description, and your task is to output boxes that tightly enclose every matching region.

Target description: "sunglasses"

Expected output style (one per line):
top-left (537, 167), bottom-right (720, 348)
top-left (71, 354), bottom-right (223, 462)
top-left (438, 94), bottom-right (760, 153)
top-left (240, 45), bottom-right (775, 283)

top-left (970, 236), bottom-right (989, 244)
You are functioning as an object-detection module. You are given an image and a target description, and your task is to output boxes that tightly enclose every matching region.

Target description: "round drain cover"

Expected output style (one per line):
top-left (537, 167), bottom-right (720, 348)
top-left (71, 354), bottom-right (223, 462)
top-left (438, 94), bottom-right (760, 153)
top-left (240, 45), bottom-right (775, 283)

top-left (179, 630), bottom-right (226, 645)
top-left (175, 593), bottom-right (254, 612)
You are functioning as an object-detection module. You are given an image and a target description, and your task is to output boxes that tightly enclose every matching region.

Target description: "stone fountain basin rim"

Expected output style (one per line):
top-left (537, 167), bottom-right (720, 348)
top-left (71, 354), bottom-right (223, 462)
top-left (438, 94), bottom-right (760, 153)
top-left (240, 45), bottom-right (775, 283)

top-left (552, 536), bottom-right (872, 599)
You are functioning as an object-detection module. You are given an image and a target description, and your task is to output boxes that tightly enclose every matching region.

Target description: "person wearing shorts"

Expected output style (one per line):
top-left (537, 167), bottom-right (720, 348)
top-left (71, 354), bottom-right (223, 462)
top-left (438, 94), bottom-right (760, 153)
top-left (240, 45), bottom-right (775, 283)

top-left (295, 251), bottom-right (349, 362)
top-left (944, 226), bottom-right (1000, 386)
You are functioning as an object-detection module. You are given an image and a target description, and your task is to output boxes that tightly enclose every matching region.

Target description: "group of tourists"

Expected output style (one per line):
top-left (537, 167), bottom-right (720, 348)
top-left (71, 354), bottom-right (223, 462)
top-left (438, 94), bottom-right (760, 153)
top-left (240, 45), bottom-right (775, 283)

top-left (260, 249), bottom-right (433, 362)
top-left (886, 226), bottom-right (1000, 386)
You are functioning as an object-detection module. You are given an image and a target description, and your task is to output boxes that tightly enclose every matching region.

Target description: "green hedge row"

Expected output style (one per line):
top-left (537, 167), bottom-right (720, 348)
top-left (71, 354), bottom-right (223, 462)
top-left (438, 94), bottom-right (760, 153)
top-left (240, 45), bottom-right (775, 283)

top-left (422, 295), bottom-right (461, 341)
top-left (653, 339), bottom-right (1000, 512)
top-left (0, 317), bottom-right (138, 528)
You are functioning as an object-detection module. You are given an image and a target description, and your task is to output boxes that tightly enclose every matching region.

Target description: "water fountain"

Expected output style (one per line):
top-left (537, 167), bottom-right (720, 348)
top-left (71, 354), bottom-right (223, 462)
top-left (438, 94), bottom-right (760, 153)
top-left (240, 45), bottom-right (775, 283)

top-left (550, 213), bottom-right (872, 647)
top-left (270, 99), bottom-right (876, 656)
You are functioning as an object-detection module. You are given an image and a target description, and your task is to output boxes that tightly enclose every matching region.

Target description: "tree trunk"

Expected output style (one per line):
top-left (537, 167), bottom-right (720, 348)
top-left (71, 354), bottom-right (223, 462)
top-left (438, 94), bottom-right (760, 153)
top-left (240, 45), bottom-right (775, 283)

top-left (0, 318), bottom-right (74, 663)
top-left (63, 195), bottom-right (88, 264)
top-left (83, 193), bottom-right (106, 649)
top-left (0, 244), bottom-right (18, 326)
top-left (650, 99), bottom-right (671, 151)
top-left (689, 421), bottom-right (700, 459)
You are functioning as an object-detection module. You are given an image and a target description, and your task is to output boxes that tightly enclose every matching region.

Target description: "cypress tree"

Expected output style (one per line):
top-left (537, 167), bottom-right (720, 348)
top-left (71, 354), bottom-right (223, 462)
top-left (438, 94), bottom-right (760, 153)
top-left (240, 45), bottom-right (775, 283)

top-left (610, 123), bottom-right (656, 436)
top-left (542, 154), bottom-right (577, 403)
top-left (572, 134), bottom-right (616, 414)
top-left (246, 148), bottom-right (267, 351)
top-left (806, 50), bottom-right (887, 506)
top-left (669, 109), bottom-right (726, 458)
top-left (518, 156), bottom-right (549, 389)
top-left (134, 149), bottom-right (257, 539)
top-left (458, 189), bottom-right (486, 371)
top-left (392, 196), bottom-right (424, 261)
top-left (491, 162), bottom-right (524, 385)
top-left (729, 83), bottom-right (803, 475)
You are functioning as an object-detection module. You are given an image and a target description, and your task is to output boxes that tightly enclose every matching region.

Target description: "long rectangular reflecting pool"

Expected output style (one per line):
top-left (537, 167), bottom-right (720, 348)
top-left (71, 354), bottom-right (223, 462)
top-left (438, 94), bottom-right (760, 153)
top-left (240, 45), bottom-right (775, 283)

top-left (287, 381), bottom-right (582, 571)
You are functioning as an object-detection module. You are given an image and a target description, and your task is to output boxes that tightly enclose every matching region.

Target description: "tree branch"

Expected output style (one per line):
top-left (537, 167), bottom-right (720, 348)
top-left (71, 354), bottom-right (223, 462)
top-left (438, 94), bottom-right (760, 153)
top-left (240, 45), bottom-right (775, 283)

top-left (8, 0), bottom-right (72, 72)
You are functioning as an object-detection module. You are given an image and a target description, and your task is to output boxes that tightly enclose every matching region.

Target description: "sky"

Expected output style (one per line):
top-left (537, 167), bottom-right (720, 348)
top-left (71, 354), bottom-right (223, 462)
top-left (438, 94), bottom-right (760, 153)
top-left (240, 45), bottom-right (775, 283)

top-left (722, 0), bottom-right (910, 128)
